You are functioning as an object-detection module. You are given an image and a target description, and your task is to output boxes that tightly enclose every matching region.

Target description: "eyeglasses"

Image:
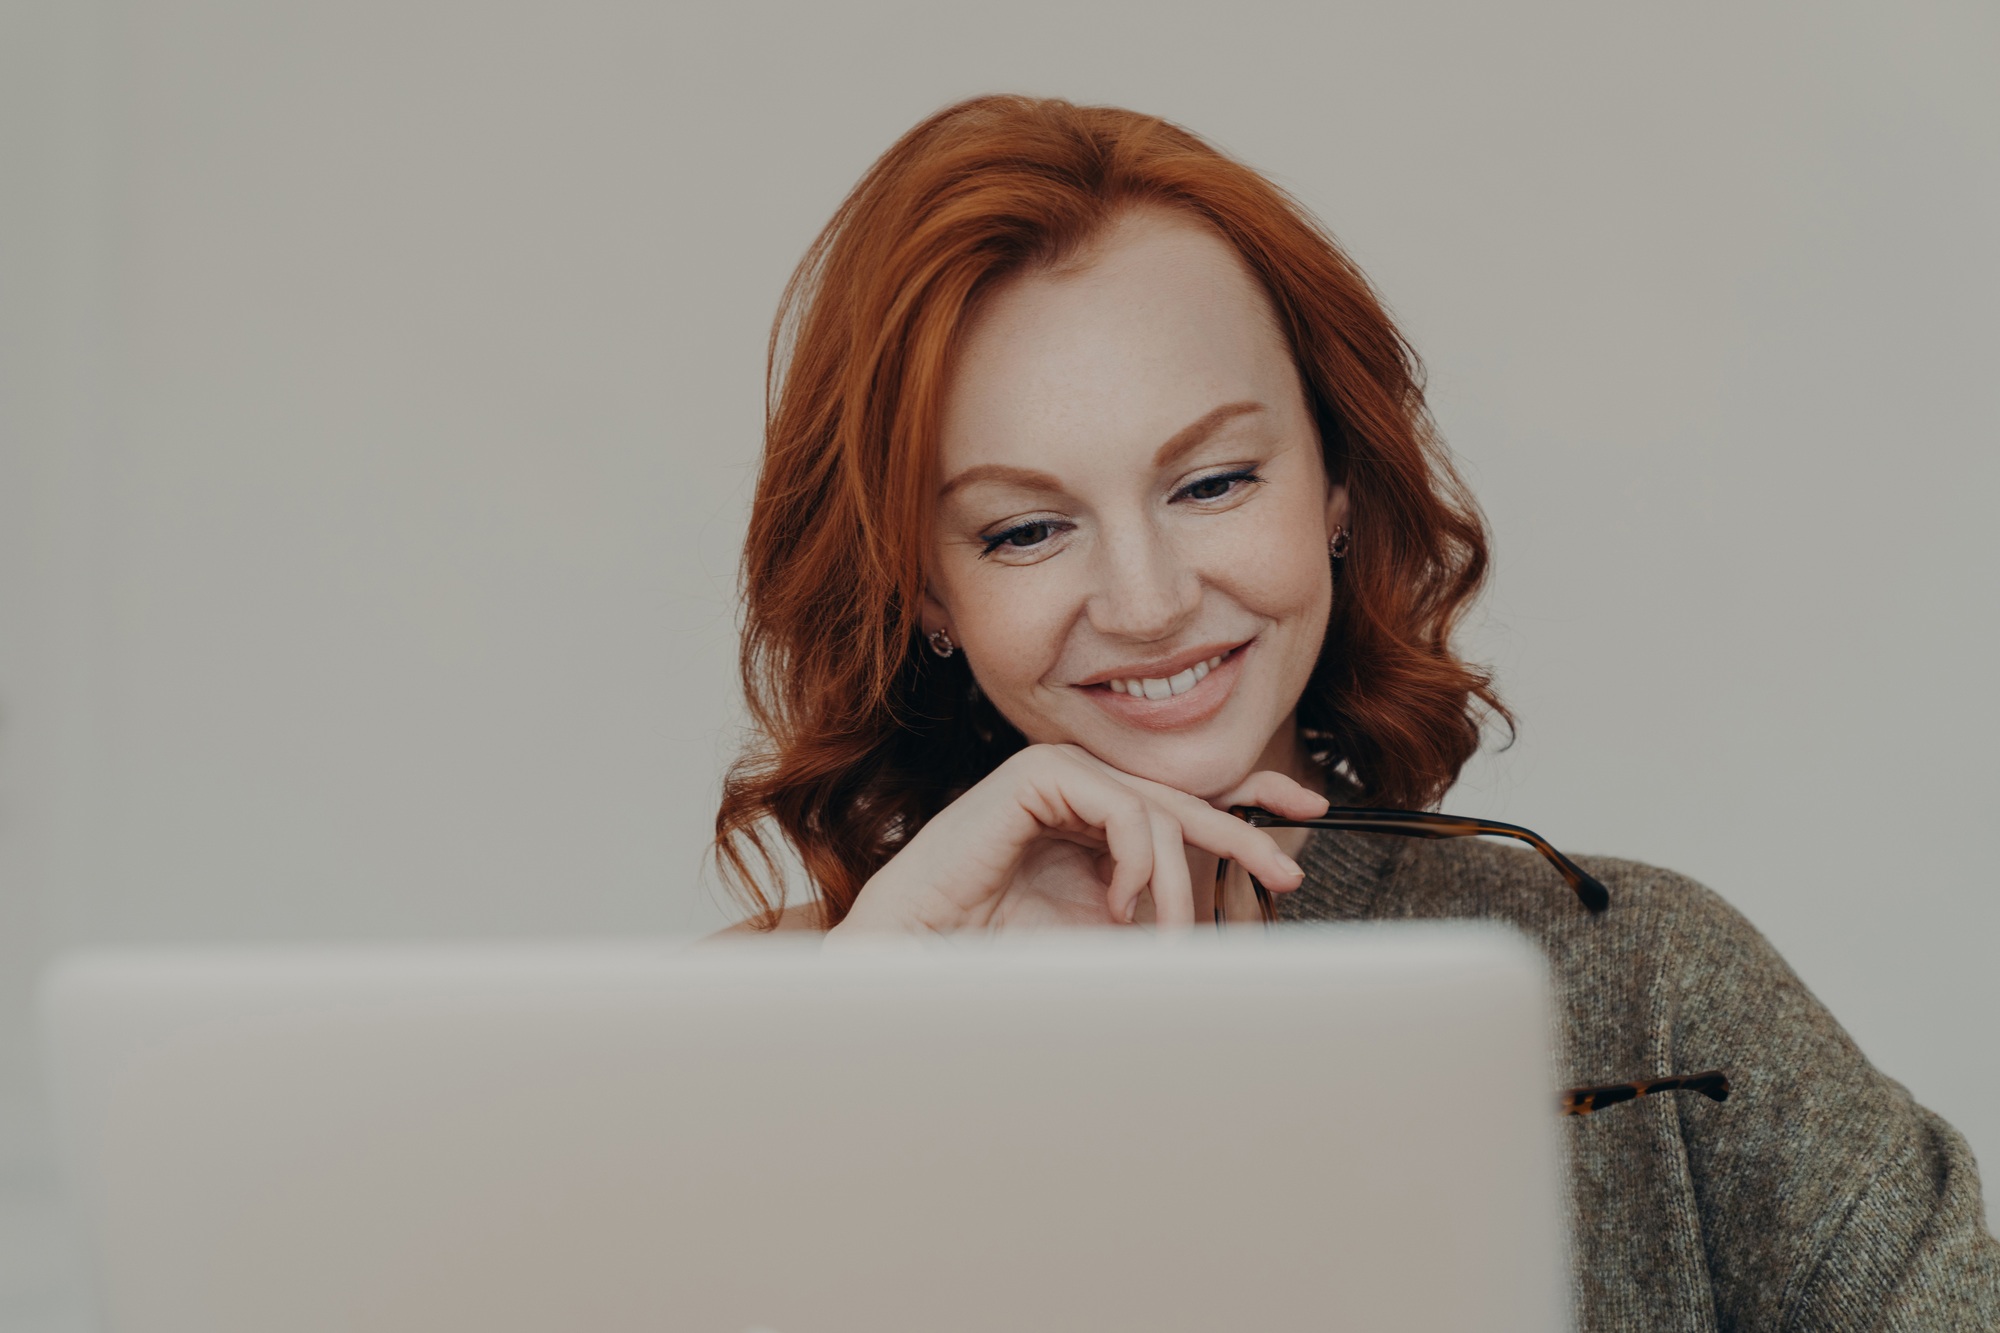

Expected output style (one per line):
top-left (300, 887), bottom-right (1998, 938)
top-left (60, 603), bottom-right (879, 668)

top-left (1210, 804), bottom-right (1611, 929)
top-left (1561, 1070), bottom-right (1730, 1115)
top-left (1214, 804), bottom-right (1730, 1120)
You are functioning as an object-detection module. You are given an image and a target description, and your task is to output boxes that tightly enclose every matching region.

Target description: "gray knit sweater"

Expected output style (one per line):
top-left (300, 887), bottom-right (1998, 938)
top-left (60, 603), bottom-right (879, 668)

top-left (1280, 828), bottom-right (2000, 1331)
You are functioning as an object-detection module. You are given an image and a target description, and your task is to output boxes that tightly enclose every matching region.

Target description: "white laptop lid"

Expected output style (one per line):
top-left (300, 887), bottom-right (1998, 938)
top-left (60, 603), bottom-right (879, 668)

top-left (41, 925), bottom-right (1565, 1333)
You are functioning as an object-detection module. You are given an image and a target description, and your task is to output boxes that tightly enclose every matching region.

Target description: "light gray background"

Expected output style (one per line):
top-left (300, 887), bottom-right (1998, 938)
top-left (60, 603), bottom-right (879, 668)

top-left (4, 1), bottom-right (1996, 1324)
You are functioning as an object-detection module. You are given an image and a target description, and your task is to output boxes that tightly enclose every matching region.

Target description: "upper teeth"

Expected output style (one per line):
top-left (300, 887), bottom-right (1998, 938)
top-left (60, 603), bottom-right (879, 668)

top-left (1108, 655), bottom-right (1225, 699)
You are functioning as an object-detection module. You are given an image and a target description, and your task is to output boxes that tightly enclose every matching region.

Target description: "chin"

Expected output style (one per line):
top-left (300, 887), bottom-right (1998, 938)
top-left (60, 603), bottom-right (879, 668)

top-left (1082, 731), bottom-right (1266, 804)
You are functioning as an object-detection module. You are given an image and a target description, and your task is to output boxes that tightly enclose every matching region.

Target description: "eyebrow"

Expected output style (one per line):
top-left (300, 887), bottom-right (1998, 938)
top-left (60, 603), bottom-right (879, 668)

top-left (937, 400), bottom-right (1268, 502)
top-left (936, 462), bottom-right (1065, 502)
top-left (1151, 400), bottom-right (1266, 470)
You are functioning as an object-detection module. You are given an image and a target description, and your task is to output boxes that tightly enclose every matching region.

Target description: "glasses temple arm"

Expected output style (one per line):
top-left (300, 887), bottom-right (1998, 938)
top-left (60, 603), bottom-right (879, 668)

top-left (1231, 807), bottom-right (1611, 914)
top-left (1561, 1070), bottom-right (1730, 1115)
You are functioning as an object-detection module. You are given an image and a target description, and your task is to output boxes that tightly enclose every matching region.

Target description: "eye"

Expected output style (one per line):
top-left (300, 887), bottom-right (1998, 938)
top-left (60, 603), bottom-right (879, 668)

top-left (1174, 468), bottom-right (1263, 504)
top-left (979, 518), bottom-right (1068, 558)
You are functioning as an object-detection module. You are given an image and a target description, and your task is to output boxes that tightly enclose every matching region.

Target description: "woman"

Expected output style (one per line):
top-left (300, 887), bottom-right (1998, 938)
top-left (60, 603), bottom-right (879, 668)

top-left (715, 94), bottom-right (1999, 1326)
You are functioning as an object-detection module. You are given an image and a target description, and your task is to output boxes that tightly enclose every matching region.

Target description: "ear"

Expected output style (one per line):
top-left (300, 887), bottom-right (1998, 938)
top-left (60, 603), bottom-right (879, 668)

top-left (1324, 480), bottom-right (1352, 541)
top-left (919, 583), bottom-right (952, 640)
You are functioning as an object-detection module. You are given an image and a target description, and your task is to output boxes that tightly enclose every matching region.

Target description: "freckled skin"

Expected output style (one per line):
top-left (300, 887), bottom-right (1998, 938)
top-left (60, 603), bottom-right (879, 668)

top-left (925, 208), bottom-right (1349, 801)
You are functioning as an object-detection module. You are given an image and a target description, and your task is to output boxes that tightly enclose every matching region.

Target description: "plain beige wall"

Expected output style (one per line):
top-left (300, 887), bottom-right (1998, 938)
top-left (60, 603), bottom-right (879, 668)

top-left (4, 0), bottom-right (1996, 1253)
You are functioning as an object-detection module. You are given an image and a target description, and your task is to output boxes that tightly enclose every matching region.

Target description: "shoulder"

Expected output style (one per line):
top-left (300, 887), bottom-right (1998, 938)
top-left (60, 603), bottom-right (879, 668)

top-left (706, 900), bottom-right (827, 939)
top-left (1384, 835), bottom-right (1764, 957)
top-left (1394, 838), bottom-right (1838, 1066)
top-left (1375, 834), bottom-right (1751, 958)
top-left (1328, 837), bottom-right (2000, 1323)
top-left (1484, 848), bottom-right (1999, 1326)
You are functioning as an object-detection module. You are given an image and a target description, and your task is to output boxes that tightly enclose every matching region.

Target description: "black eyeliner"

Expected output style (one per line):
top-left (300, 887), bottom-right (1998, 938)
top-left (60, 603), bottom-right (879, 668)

top-left (1174, 467), bottom-right (1264, 501)
top-left (977, 519), bottom-right (1062, 557)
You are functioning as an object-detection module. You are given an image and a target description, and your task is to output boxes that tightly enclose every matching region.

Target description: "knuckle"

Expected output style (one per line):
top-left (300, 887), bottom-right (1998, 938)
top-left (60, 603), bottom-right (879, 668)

top-left (1044, 743), bottom-right (1095, 772)
top-left (1005, 744), bottom-right (1072, 786)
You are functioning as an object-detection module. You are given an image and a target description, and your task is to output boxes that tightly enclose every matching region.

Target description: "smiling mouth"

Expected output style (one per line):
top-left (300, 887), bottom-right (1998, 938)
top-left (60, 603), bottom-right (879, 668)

top-left (1102, 653), bottom-right (1228, 701)
top-left (1083, 641), bottom-right (1249, 701)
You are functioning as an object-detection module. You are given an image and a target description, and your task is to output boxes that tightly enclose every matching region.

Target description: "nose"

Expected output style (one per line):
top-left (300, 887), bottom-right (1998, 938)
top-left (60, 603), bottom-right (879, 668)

top-left (1084, 519), bottom-right (1202, 643)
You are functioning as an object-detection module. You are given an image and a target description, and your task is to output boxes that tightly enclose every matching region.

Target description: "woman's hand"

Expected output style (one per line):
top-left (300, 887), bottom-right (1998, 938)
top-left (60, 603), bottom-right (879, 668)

top-left (828, 743), bottom-right (1330, 938)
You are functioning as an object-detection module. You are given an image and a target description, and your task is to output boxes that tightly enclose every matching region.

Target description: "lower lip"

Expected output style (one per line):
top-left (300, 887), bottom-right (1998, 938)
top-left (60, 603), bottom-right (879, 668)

top-left (1079, 643), bottom-right (1250, 732)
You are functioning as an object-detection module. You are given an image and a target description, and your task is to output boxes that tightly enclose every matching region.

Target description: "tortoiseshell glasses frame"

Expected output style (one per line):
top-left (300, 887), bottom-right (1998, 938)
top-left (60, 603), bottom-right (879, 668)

top-left (1210, 804), bottom-right (1612, 928)
top-left (1213, 805), bottom-right (1733, 1119)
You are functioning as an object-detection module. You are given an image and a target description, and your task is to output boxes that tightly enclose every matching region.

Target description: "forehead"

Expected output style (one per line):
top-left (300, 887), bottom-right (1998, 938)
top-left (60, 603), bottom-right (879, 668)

top-left (937, 209), bottom-right (1302, 477)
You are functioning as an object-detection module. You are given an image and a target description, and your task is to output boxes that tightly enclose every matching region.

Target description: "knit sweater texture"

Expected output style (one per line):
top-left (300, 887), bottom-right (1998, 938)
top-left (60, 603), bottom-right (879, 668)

top-left (1280, 827), bottom-right (2000, 1331)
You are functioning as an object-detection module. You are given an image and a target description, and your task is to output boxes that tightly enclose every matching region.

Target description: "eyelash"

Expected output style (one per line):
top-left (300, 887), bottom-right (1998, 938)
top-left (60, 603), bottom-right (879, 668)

top-left (976, 468), bottom-right (1265, 558)
top-left (1175, 466), bottom-right (1263, 504)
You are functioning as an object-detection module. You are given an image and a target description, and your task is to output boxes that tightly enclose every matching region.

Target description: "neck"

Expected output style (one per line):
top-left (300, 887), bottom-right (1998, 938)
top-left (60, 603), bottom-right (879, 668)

top-left (1254, 710), bottom-right (1327, 798)
top-left (1185, 714), bottom-right (1323, 925)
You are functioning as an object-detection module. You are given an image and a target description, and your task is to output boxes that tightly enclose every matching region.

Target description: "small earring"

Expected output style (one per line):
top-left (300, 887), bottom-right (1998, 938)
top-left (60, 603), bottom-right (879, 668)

top-left (1328, 525), bottom-right (1350, 559)
top-left (926, 628), bottom-right (957, 658)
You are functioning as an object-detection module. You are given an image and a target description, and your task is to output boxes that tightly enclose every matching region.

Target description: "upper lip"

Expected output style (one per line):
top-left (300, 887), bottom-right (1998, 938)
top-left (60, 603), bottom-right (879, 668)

top-left (1072, 640), bottom-right (1249, 688)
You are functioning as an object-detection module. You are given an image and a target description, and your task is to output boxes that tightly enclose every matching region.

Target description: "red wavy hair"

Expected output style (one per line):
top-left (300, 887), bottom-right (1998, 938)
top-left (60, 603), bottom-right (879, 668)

top-left (716, 94), bottom-right (1506, 927)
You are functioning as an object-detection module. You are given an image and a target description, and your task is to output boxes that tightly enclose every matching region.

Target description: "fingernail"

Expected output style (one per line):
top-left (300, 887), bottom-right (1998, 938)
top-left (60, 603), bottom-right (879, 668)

top-left (1124, 898), bottom-right (1138, 924)
top-left (1278, 855), bottom-right (1303, 881)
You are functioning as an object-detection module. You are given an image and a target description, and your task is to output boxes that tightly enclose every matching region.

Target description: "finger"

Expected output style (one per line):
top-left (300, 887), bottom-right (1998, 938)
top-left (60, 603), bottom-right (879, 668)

top-left (1145, 807), bottom-right (1196, 931)
top-left (1099, 785), bottom-right (1304, 896)
top-left (1213, 769), bottom-right (1331, 821)
top-left (1085, 788), bottom-right (1156, 926)
top-left (1001, 747), bottom-right (1164, 923)
top-left (1037, 750), bottom-right (1176, 925)
top-left (1182, 802), bottom-right (1306, 893)
top-left (1049, 747), bottom-right (1305, 894)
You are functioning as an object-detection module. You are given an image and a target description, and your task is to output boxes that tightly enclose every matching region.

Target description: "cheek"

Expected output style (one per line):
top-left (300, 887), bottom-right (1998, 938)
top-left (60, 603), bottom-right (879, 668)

top-left (1261, 539), bottom-right (1332, 617)
top-left (949, 575), bottom-right (1074, 709)
top-left (1214, 504), bottom-right (1333, 629)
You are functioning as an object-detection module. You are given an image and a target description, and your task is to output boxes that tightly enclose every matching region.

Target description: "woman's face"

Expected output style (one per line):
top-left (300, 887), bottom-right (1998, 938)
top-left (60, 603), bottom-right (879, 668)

top-left (926, 207), bottom-right (1348, 799)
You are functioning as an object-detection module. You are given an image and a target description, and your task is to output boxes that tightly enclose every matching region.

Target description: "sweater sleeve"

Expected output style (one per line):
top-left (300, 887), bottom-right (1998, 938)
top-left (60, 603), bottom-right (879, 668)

top-left (1789, 1104), bottom-right (2000, 1330)
top-left (1652, 876), bottom-right (2000, 1330)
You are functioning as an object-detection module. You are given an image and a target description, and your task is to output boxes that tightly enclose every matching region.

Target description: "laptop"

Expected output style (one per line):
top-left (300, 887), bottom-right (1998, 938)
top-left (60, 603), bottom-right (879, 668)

top-left (40, 925), bottom-right (1565, 1333)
